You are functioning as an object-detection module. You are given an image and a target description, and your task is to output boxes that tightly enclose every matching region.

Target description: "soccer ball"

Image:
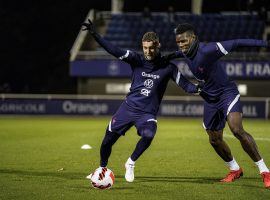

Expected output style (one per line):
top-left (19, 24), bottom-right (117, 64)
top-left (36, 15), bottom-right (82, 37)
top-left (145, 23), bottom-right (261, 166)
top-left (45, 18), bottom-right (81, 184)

top-left (90, 167), bottom-right (115, 189)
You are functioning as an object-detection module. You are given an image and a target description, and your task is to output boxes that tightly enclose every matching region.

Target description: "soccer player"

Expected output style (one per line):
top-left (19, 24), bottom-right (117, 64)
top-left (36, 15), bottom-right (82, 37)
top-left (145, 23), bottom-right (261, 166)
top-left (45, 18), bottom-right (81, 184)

top-left (81, 19), bottom-right (200, 182)
top-left (167, 23), bottom-right (270, 188)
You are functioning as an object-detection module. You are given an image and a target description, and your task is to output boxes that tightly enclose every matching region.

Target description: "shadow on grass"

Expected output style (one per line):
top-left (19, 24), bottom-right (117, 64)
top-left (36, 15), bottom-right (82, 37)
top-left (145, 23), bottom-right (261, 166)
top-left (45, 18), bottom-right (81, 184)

top-left (136, 175), bottom-right (219, 184)
top-left (0, 168), bottom-right (87, 180)
top-left (71, 185), bottom-right (134, 190)
top-left (134, 176), bottom-right (263, 189)
top-left (0, 169), bottom-right (263, 189)
top-left (0, 169), bottom-right (136, 190)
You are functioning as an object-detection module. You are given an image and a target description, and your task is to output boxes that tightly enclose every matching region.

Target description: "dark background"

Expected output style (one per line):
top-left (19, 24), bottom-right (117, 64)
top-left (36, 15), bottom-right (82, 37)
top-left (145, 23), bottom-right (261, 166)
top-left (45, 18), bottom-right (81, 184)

top-left (1, 0), bottom-right (268, 93)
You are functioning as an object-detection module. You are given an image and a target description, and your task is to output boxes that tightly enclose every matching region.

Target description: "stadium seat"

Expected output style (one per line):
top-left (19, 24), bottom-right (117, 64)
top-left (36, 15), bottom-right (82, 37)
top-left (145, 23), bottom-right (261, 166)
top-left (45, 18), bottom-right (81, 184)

top-left (104, 13), bottom-right (265, 51)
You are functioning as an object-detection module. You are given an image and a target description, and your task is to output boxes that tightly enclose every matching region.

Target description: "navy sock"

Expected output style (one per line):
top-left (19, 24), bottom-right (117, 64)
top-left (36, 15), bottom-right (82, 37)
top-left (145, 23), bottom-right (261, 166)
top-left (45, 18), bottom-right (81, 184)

top-left (130, 137), bottom-right (153, 161)
top-left (100, 130), bottom-right (121, 167)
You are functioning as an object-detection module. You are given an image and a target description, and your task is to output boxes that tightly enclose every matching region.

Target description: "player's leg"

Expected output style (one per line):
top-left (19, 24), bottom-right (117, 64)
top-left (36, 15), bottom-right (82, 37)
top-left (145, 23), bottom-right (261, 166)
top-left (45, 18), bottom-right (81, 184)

top-left (227, 112), bottom-right (270, 188)
top-left (203, 102), bottom-right (235, 162)
top-left (99, 102), bottom-right (133, 167)
top-left (131, 119), bottom-right (157, 161)
top-left (206, 129), bottom-right (233, 162)
top-left (86, 103), bottom-right (134, 180)
top-left (99, 128), bottom-right (121, 167)
top-left (203, 101), bottom-right (242, 182)
top-left (86, 126), bottom-right (121, 179)
top-left (227, 112), bottom-right (261, 161)
top-left (87, 103), bottom-right (134, 180)
top-left (206, 129), bottom-right (243, 182)
top-left (124, 117), bottom-right (157, 182)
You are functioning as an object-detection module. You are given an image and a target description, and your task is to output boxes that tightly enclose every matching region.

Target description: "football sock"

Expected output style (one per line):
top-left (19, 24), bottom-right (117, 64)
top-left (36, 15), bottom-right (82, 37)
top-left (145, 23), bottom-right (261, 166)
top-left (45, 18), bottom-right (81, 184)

top-left (126, 157), bottom-right (135, 165)
top-left (255, 159), bottom-right (270, 173)
top-left (225, 157), bottom-right (240, 171)
top-left (100, 130), bottom-right (121, 167)
top-left (130, 136), bottom-right (153, 161)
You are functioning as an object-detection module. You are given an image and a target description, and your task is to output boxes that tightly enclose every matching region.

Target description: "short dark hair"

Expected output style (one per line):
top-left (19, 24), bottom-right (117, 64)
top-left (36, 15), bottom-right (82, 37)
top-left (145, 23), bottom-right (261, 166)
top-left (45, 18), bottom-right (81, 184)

top-left (142, 31), bottom-right (159, 44)
top-left (174, 23), bottom-right (196, 35)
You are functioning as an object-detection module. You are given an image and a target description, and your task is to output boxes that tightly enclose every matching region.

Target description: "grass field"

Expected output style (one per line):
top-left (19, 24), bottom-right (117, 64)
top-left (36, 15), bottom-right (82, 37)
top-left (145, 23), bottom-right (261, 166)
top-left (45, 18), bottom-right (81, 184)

top-left (0, 116), bottom-right (269, 200)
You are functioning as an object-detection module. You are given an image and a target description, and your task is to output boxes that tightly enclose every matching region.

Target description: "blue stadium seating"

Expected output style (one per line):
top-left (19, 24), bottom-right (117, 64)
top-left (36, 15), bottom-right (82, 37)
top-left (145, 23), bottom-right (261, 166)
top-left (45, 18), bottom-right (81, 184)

top-left (104, 13), bottom-right (265, 51)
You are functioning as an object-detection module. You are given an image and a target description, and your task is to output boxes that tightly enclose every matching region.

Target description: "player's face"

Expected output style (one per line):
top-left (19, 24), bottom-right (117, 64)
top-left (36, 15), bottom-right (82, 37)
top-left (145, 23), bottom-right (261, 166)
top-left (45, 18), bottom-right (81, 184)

top-left (142, 41), bottom-right (160, 61)
top-left (176, 32), bottom-right (195, 54)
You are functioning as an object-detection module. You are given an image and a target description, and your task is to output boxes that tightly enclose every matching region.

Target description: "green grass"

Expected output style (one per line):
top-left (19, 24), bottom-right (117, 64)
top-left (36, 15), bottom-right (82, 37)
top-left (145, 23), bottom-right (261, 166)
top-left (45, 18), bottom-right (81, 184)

top-left (0, 117), bottom-right (270, 200)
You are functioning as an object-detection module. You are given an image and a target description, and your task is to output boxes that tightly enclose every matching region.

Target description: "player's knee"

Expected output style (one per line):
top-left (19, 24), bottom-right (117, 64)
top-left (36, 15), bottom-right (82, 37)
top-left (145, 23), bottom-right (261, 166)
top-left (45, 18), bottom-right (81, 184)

top-left (208, 131), bottom-right (223, 146)
top-left (209, 138), bottom-right (222, 147)
top-left (231, 126), bottom-right (245, 139)
top-left (141, 129), bottom-right (155, 140)
top-left (138, 122), bottom-right (157, 140)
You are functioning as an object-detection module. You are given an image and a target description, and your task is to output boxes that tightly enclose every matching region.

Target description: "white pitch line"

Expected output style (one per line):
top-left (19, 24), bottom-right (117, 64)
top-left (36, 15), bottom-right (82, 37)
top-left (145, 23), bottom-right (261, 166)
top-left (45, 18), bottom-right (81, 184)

top-left (224, 134), bottom-right (270, 142)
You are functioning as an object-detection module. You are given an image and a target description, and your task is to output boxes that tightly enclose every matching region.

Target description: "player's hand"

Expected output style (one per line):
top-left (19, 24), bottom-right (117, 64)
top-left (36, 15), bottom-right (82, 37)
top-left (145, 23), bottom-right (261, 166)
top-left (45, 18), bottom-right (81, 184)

top-left (195, 84), bottom-right (201, 94)
top-left (81, 19), bottom-right (96, 34)
top-left (196, 81), bottom-right (204, 94)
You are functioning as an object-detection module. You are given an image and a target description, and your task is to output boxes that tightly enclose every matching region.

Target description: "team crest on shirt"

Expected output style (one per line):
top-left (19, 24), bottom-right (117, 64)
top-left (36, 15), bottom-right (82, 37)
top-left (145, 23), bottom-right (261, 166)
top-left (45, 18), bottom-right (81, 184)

top-left (144, 79), bottom-right (153, 88)
top-left (140, 79), bottom-right (153, 96)
top-left (141, 89), bottom-right (151, 96)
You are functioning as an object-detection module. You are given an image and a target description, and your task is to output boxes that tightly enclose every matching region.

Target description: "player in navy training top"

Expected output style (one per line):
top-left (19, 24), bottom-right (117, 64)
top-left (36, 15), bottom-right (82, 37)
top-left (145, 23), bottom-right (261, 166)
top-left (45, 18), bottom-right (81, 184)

top-left (167, 23), bottom-right (270, 188)
top-left (82, 19), bottom-right (199, 182)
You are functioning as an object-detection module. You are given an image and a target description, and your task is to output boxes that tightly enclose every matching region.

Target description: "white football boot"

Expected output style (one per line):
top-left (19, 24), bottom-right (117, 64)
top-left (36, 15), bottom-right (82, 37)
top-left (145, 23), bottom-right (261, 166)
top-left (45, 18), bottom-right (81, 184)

top-left (125, 158), bottom-right (135, 182)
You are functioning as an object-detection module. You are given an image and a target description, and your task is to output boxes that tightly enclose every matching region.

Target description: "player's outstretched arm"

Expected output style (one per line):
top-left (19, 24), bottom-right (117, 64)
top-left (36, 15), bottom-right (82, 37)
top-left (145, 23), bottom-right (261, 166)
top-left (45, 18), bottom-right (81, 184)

top-left (81, 19), bottom-right (127, 58)
top-left (204, 39), bottom-right (268, 57)
top-left (218, 39), bottom-right (268, 53)
top-left (201, 39), bottom-right (268, 64)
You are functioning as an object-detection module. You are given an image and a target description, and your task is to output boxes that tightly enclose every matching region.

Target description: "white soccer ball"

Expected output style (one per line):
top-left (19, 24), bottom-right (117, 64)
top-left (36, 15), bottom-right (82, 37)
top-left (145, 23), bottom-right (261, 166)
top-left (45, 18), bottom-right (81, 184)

top-left (90, 167), bottom-right (115, 189)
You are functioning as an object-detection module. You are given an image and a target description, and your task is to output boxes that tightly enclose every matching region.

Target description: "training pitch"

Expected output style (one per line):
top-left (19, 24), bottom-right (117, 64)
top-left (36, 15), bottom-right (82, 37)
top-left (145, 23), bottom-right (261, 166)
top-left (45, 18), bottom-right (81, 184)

top-left (0, 116), bottom-right (269, 199)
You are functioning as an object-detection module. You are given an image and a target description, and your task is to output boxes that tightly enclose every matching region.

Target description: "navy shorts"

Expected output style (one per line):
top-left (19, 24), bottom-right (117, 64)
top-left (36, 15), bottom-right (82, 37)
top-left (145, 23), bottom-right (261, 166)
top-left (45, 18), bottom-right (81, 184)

top-left (203, 92), bottom-right (242, 131)
top-left (107, 102), bottom-right (157, 137)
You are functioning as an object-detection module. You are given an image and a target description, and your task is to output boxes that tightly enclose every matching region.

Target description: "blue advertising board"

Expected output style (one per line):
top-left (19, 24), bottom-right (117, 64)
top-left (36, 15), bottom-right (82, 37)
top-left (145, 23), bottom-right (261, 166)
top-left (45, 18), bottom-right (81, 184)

top-left (0, 98), bottom-right (267, 118)
top-left (70, 59), bottom-right (270, 79)
top-left (0, 99), bottom-right (121, 115)
top-left (159, 100), bottom-right (267, 118)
